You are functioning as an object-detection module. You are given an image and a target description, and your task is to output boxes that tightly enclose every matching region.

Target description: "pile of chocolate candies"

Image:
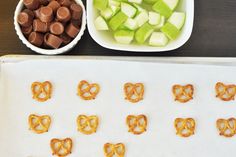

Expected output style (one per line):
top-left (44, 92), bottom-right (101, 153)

top-left (17, 0), bottom-right (83, 49)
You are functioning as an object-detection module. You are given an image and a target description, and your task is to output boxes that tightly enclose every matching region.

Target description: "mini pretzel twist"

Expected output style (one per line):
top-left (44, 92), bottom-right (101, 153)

top-left (175, 118), bottom-right (195, 137)
top-left (31, 81), bottom-right (52, 102)
top-left (216, 118), bottom-right (236, 137)
top-left (215, 82), bottom-right (236, 101)
top-left (77, 115), bottom-right (99, 135)
top-left (28, 114), bottom-right (51, 134)
top-left (172, 84), bottom-right (194, 103)
top-left (77, 80), bottom-right (100, 100)
top-left (126, 114), bottom-right (147, 135)
top-left (104, 143), bottom-right (125, 157)
top-left (124, 83), bottom-right (144, 103)
top-left (50, 138), bottom-right (73, 157)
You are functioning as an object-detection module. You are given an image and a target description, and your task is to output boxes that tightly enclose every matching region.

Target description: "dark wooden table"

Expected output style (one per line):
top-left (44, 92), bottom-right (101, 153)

top-left (0, 0), bottom-right (236, 57)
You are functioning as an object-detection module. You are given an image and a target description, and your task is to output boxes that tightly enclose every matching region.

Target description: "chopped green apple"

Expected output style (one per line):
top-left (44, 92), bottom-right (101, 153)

top-left (114, 30), bottom-right (135, 44)
top-left (135, 22), bottom-right (154, 44)
top-left (152, 0), bottom-right (172, 18)
top-left (94, 16), bottom-right (109, 30)
top-left (134, 11), bottom-right (149, 27)
top-left (93, 0), bottom-right (108, 11)
top-left (109, 0), bottom-right (121, 7)
top-left (143, 0), bottom-right (158, 4)
top-left (168, 12), bottom-right (186, 30)
top-left (149, 32), bottom-right (168, 46)
top-left (155, 15), bottom-right (165, 29)
top-left (100, 8), bottom-right (113, 20)
top-left (121, 2), bottom-right (137, 17)
top-left (162, 0), bottom-right (179, 10)
top-left (109, 11), bottom-right (128, 30)
top-left (161, 22), bottom-right (179, 40)
top-left (110, 5), bottom-right (120, 14)
top-left (132, 3), bottom-right (146, 13)
top-left (124, 18), bottom-right (139, 30)
top-left (128, 0), bottom-right (142, 4)
top-left (149, 11), bottom-right (161, 25)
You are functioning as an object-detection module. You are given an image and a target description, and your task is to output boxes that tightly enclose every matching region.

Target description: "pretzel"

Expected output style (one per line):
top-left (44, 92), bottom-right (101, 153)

top-left (172, 84), bottom-right (194, 103)
top-left (104, 143), bottom-right (125, 157)
top-left (50, 138), bottom-right (72, 157)
top-left (126, 114), bottom-right (147, 135)
top-left (216, 118), bottom-right (236, 137)
top-left (215, 82), bottom-right (236, 101)
top-left (124, 83), bottom-right (144, 103)
top-left (77, 80), bottom-right (100, 100)
top-left (28, 114), bottom-right (51, 134)
top-left (175, 118), bottom-right (195, 137)
top-left (31, 81), bottom-right (52, 102)
top-left (77, 115), bottom-right (99, 135)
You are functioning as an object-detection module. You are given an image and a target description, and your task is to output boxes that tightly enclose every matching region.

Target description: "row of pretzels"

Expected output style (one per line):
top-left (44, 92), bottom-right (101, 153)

top-left (29, 114), bottom-right (236, 138)
top-left (31, 81), bottom-right (236, 103)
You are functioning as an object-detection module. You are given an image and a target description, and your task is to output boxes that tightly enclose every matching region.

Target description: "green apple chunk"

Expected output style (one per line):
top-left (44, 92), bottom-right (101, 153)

top-left (152, 0), bottom-right (172, 18)
top-left (132, 3), bottom-right (146, 13)
top-left (134, 11), bottom-right (149, 27)
top-left (149, 11), bottom-right (161, 25)
top-left (163, 0), bottom-right (179, 10)
top-left (144, 0), bottom-right (158, 4)
top-left (121, 2), bottom-right (137, 17)
top-left (124, 18), bottom-right (139, 30)
top-left (94, 16), bottom-right (109, 30)
top-left (168, 12), bottom-right (186, 30)
top-left (109, 0), bottom-right (121, 7)
top-left (114, 30), bottom-right (135, 44)
top-left (94, 0), bottom-right (108, 11)
top-left (135, 23), bottom-right (154, 44)
top-left (109, 11), bottom-right (128, 31)
top-left (128, 0), bottom-right (142, 4)
top-left (161, 22), bottom-right (179, 40)
top-left (100, 8), bottom-right (113, 20)
top-left (155, 15), bottom-right (165, 29)
top-left (149, 32), bottom-right (168, 46)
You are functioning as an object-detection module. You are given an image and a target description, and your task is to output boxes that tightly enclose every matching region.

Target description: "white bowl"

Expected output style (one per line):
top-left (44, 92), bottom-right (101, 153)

top-left (14, 0), bottom-right (87, 55)
top-left (87, 0), bottom-right (194, 52)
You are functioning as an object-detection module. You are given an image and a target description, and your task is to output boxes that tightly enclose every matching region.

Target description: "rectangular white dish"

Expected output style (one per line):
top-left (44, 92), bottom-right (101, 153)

top-left (1, 56), bottom-right (236, 157)
top-left (87, 0), bottom-right (194, 52)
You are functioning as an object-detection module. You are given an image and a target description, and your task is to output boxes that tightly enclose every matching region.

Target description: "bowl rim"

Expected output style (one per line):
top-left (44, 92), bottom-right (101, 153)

top-left (87, 0), bottom-right (194, 52)
top-left (14, 0), bottom-right (87, 55)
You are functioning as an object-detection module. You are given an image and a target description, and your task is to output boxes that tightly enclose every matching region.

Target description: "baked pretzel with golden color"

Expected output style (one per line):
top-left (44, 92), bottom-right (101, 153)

top-left (77, 115), bottom-right (99, 135)
top-left (126, 114), bottom-right (147, 135)
top-left (217, 118), bottom-right (236, 137)
top-left (124, 83), bottom-right (144, 103)
top-left (172, 84), bottom-right (194, 103)
top-left (28, 114), bottom-right (51, 134)
top-left (31, 81), bottom-right (52, 102)
top-left (175, 118), bottom-right (195, 137)
top-left (50, 138), bottom-right (73, 157)
top-left (104, 143), bottom-right (125, 157)
top-left (77, 80), bottom-right (100, 100)
top-left (215, 82), bottom-right (236, 101)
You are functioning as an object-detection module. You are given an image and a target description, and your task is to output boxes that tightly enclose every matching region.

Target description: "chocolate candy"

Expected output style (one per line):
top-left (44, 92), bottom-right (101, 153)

top-left (60, 33), bottom-right (72, 45)
top-left (29, 32), bottom-right (44, 47)
top-left (17, 12), bottom-right (33, 27)
top-left (33, 19), bottom-right (47, 33)
top-left (58, 0), bottom-right (72, 7)
top-left (70, 3), bottom-right (82, 20)
top-left (44, 33), bottom-right (63, 48)
top-left (22, 25), bottom-right (33, 36)
top-left (66, 22), bottom-right (80, 38)
top-left (50, 22), bottom-right (64, 35)
top-left (39, 6), bottom-right (53, 22)
top-left (18, 0), bottom-right (83, 49)
top-left (56, 7), bottom-right (71, 23)
top-left (48, 1), bottom-right (60, 13)
top-left (23, 0), bottom-right (39, 10)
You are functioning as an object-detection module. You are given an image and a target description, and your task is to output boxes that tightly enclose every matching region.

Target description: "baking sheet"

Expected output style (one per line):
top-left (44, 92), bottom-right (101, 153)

top-left (1, 56), bottom-right (236, 157)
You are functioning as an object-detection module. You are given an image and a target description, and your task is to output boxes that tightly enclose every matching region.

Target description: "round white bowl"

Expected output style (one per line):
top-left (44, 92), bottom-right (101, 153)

top-left (87, 0), bottom-right (194, 52)
top-left (14, 0), bottom-right (87, 55)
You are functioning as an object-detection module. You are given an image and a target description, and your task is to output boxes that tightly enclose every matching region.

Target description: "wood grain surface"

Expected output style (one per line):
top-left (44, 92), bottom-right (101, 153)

top-left (0, 0), bottom-right (236, 56)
